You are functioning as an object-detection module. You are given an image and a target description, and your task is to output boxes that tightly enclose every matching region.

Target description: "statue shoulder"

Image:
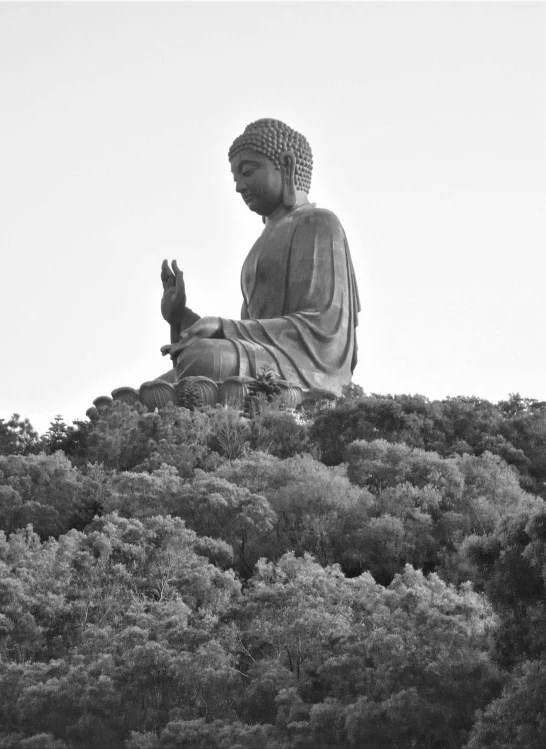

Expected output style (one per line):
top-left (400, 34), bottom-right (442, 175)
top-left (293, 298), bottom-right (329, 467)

top-left (294, 204), bottom-right (346, 236)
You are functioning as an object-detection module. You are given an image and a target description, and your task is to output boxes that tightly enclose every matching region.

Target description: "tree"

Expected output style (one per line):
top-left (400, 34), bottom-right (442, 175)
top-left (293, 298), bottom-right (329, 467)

top-left (465, 659), bottom-right (546, 749)
top-left (250, 410), bottom-right (309, 459)
top-left (0, 452), bottom-right (104, 538)
top-left (228, 555), bottom-right (499, 749)
top-left (462, 500), bottom-right (546, 666)
top-left (43, 415), bottom-right (71, 454)
top-left (207, 407), bottom-right (250, 461)
top-left (100, 469), bottom-right (275, 577)
top-left (0, 415), bottom-right (41, 456)
top-left (309, 392), bottom-right (544, 496)
top-left (0, 513), bottom-right (242, 747)
top-left (215, 452), bottom-right (372, 569)
top-left (342, 439), bottom-right (543, 585)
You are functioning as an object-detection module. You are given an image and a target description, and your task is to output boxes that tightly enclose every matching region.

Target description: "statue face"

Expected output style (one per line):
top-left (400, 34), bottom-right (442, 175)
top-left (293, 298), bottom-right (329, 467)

top-left (230, 149), bottom-right (283, 217)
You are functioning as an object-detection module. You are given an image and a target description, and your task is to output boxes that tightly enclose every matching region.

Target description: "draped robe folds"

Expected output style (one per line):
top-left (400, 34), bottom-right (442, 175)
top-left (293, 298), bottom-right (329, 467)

top-left (173, 200), bottom-right (360, 395)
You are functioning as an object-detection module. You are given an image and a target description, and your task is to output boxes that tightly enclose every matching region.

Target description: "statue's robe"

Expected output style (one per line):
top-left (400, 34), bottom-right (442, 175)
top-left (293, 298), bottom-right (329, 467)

top-left (172, 199), bottom-right (360, 394)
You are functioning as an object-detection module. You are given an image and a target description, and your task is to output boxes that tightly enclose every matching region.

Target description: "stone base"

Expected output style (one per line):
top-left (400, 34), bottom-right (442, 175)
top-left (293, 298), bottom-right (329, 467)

top-left (91, 375), bottom-right (305, 416)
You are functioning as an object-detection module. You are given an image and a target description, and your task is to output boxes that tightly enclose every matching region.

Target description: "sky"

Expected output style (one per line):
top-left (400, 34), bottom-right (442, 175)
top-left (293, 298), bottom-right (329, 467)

top-left (1, 1), bottom-right (544, 434)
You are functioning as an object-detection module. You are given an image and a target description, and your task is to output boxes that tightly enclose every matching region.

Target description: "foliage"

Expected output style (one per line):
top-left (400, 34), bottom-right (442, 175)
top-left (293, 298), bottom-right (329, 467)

top-left (214, 452), bottom-right (372, 570)
top-left (49, 402), bottom-right (218, 477)
top-left (243, 366), bottom-right (282, 419)
top-left (242, 368), bottom-right (310, 459)
top-left (0, 514), bottom-right (240, 747)
top-left (175, 379), bottom-right (204, 411)
top-left (341, 440), bottom-right (542, 585)
top-left (1, 391), bottom-right (545, 746)
top-left (43, 415), bottom-right (72, 454)
top-left (206, 407), bottom-right (250, 460)
top-left (0, 452), bottom-right (103, 537)
top-left (225, 555), bottom-right (499, 749)
top-left (100, 467), bottom-right (274, 577)
top-left (249, 410), bottom-right (309, 459)
top-left (298, 387), bottom-right (338, 419)
top-left (0, 414), bottom-right (41, 456)
top-left (462, 501), bottom-right (546, 666)
top-left (465, 659), bottom-right (546, 749)
top-left (310, 391), bottom-right (546, 497)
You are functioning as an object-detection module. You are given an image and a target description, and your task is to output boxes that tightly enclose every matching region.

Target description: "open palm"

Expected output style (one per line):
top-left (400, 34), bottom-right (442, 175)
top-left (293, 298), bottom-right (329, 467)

top-left (161, 259), bottom-right (187, 328)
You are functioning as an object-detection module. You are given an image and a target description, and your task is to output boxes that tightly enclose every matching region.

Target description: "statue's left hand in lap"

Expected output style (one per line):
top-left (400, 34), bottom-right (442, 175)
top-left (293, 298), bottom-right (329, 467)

top-left (161, 315), bottom-right (222, 361)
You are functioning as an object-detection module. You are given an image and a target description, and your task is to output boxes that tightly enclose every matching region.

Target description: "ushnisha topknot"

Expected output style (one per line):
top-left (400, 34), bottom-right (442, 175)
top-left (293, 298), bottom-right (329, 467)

top-left (228, 118), bottom-right (313, 194)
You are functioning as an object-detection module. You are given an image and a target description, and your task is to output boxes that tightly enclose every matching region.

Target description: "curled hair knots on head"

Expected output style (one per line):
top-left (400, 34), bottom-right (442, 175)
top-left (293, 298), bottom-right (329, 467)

top-left (228, 118), bottom-right (313, 193)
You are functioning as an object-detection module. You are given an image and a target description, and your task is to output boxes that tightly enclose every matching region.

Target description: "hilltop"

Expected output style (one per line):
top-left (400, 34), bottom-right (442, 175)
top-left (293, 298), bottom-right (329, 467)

top-left (0, 389), bottom-right (545, 748)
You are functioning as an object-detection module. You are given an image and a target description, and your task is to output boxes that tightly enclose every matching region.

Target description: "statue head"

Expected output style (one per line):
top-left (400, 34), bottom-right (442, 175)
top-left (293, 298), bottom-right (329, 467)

top-left (228, 118), bottom-right (313, 216)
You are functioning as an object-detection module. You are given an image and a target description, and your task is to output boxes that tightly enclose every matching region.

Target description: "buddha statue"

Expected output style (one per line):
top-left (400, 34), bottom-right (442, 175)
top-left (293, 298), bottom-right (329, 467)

top-left (154, 118), bottom-right (360, 397)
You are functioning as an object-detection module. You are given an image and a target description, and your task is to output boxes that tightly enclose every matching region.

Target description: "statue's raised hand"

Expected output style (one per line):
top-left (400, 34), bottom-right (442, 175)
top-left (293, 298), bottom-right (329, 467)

top-left (161, 259), bottom-right (186, 329)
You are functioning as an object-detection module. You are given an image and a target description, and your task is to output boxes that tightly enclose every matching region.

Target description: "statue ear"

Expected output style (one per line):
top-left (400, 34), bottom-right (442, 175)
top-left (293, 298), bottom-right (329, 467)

top-left (280, 150), bottom-right (297, 208)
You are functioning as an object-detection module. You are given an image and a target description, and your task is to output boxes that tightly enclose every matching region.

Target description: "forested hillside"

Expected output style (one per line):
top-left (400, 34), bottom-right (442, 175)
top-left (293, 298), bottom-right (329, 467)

top-left (0, 389), bottom-right (545, 748)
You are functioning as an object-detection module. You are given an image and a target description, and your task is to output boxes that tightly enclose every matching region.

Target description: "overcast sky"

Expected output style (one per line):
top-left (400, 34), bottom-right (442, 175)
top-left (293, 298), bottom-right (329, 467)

top-left (1, 1), bottom-right (544, 434)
